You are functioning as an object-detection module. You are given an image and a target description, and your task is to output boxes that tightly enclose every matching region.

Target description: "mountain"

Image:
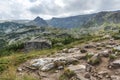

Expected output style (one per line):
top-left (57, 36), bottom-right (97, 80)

top-left (83, 11), bottom-right (120, 28)
top-left (0, 22), bottom-right (24, 33)
top-left (27, 16), bottom-right (48, 27)
top-left (47, 14), bottom-right (96, 28)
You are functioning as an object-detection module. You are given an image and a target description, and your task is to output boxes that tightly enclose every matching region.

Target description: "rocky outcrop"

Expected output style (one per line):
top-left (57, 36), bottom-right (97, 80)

top-left (24, 39), bottom-right (52, 51)
top-left (110, 60), bottom-right (120, 68)
top-left (30, 57), bottom-right (79, 71)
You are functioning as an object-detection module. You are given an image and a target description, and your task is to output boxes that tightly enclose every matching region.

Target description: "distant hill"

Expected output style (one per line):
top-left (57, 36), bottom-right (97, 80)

top-left (47, 14), bottom-right (96, 28)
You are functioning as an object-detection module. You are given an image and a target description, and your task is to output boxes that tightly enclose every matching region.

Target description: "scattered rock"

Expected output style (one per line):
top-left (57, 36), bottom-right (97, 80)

top-left (68, 48), bottom-right (80, 53)
top-left (110, 59), bottom-right (120, 68)
top-left (88, 53), bottom-right (101, 65)
top-left (96, 43), bottom-right (102, 47)
top-left (100, 50), bottom-right (111, 57)
top-left (80, 48), bottom-right (87, 53)
top-left (57, 66), bottom-right (64, 70)
top-left (110, 75), bottom-right (120, 80)
top-left (84, 44), bottom-right (95, 49)
top-left (17, 67), bottom-right (23, 72)
top-left (67, 64), bottom-right (86, 73)
top-left (103, 35), bottom-right (111, 39)
top-left (84, 72), bottom-right (91, 79)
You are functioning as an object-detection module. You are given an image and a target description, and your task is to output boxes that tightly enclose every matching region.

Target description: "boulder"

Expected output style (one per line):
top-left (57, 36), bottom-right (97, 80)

top-left (100, 50), bottom-right (112, 57)
top-left (31, 58), bottom-right (54, 68)
top-left (88, 53), bottom-right (101, 65)
top-left (110, 60), bottom-right (120, 68)
top-left (30, 57), bottom-right (79, 71)
top-left (80, 48), bottom-right (87, 53)
top-left (67, 64), bottom-right (86, 73)
top-left (25, 39), bottom-right (52, 51)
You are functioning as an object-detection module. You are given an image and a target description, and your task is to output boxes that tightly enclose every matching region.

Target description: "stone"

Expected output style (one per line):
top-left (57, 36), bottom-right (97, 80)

top-left (77, 75), bottom-right (89, 80)
top-left (80, 49), bottom-right (87, 53)
top-left (88, 53), bottom-right (101, 65)
top-left (62, 48), bottom-right (68, 53)
top-left (41, 63), bottom-right (54, 71)
top-left (84, 72), bottom-right (91, 78)
top-left (98, 71), bottom-right (108, 77)
top-left (110, 60), bottom-right (120, 68)
top-left (68, 48), bottom-right (80, 53)
top-left (103, 35), bottom-right (111, 39)
top-left (17, 67), bottom-right (22, 72)
top-left (96, 43), bottom-right (102, 47)
top-left (100, 50), bottom-right (111, 57)
top-left (111, 75), bottom-right (120, 80)
top-left (84, 44), bottom-right (95, 49)
top-left (67, 64), bottom-right (86, 73)
top-left (86, 64), bottom-right (92, 72)
top-left (57, 66), bottom-right (64, 70)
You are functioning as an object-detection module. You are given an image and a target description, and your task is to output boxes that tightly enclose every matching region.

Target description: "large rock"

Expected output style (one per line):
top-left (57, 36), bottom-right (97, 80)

top-left (25, 39), bottom-right (52, 51)
top-left (30, 57), bottom-right (79, 71)
top-left (67, 64), bottom-right (86, 73)
top-left (100, 50), bottom-right (112, 57)
top-left (88, 53), bottom-right (101, 65)
top-left (110, 60), bottom-right (120, 68)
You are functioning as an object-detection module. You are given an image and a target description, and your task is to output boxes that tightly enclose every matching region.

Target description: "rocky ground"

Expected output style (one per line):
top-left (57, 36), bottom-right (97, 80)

top-left (17, 38), bottom-right (120, 80)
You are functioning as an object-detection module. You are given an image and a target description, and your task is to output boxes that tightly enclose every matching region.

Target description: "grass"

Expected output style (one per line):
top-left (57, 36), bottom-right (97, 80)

top-left (0, 65), bottom-right (38, 80)
top-left (59, 68), bottom-right (76, 80)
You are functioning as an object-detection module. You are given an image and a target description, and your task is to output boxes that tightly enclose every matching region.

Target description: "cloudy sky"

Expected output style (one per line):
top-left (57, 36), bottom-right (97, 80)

top-left (0, 0), bottom-right (120, 20)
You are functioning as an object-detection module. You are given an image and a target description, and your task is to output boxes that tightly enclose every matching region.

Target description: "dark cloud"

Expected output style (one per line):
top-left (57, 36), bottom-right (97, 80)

top-left (29, 1), bottom-right (62, 15)
top-left (29, 0), bottom-right (120, 18)
top-left (0, 0), bottom-right (120, 19)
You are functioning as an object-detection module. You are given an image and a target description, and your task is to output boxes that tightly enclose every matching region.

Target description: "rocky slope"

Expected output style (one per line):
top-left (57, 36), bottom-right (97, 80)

top-left (17, 37), bottom-right (120, 80)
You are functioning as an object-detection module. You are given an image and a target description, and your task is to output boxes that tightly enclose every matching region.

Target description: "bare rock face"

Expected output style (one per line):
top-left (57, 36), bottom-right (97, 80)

top-left (24, 39), bottom-right (52, 51)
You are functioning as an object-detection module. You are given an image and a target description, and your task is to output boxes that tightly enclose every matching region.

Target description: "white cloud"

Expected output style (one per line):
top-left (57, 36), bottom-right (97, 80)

top-left (0, 0), bottom-right (120, 20)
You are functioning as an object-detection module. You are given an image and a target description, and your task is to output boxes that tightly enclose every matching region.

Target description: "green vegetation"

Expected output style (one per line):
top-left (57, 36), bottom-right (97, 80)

top-left (59, 69), bottom-right (76, 80)
top-left (109, 54), bottom-right (117, 61)
top-left (0, 42), bottom-right (24, 57)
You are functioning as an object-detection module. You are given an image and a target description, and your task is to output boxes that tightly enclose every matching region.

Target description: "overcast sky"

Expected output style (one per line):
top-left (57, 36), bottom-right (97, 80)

top-left (0, 0), bottom-right (120, 20)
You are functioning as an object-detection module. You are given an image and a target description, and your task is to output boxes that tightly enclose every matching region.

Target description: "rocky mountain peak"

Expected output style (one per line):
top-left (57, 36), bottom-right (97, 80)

top-left (27, 16), bottom-right (48, 27)
top-left (34, 16), bottom-right (43, 22)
